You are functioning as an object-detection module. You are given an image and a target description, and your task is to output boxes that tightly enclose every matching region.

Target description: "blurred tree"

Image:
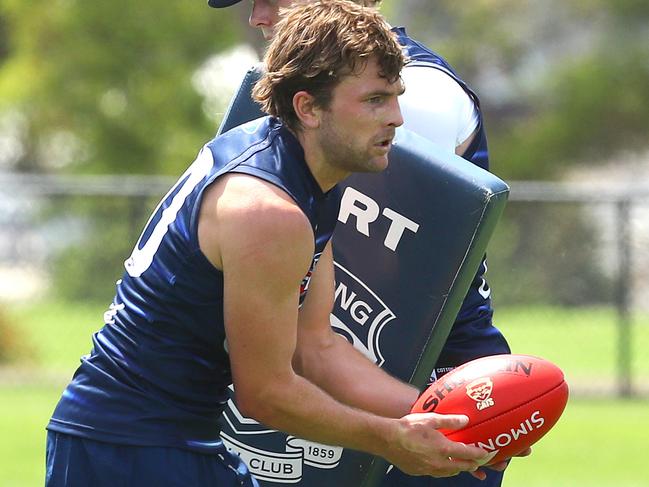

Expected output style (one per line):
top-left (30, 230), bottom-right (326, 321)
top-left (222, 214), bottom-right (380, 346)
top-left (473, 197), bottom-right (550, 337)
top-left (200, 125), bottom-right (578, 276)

top-left (0, 13), bottom-right (8, 61)
top-left (386, 0), bottom-right (649, 179)
top-left (0, 0), bottom-right (244, 301)
top-left (0, 0), bottom-right (242, 175)
top-left (0, 0), bottom-right (642, 303)
top-left (0, 306), bottom-right (32, 363)
top-left (3, 0), bottom-right (646, 179)
top-left (486, 203), bottom-right (613, 307)
top-left (383, 0), bottom-right (634, 307)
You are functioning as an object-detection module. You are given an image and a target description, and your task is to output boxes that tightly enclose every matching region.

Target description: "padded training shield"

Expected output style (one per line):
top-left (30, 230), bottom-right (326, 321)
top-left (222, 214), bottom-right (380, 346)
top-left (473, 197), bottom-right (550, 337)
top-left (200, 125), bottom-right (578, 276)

top-left (216, 66), bottom-right (509, 486)
top-left (216, 65), bottom-right (267, 136)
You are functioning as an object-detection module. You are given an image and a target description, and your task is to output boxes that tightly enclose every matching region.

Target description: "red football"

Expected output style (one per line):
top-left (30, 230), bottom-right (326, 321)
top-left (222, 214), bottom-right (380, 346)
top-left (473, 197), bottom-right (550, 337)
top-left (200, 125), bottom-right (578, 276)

top-left (411, 354), bottom-right (569, 465)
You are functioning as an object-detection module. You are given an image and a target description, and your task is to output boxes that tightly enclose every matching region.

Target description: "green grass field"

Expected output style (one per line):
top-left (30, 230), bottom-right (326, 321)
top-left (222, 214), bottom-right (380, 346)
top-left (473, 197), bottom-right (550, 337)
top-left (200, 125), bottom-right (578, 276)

top-left (497, 306), bottom-right (649, 394)
top-left (502, 397), bottom-right (649, 487)
top-left (1, 301), bottom-right (648, 486)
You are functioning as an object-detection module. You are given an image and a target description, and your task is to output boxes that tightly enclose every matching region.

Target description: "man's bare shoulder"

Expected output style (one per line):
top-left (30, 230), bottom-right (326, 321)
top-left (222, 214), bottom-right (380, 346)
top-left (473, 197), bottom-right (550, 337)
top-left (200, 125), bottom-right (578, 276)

top-left (213, 173), bottom-right (309, 229)
top-left (199, 173), bottom-right (314, 270)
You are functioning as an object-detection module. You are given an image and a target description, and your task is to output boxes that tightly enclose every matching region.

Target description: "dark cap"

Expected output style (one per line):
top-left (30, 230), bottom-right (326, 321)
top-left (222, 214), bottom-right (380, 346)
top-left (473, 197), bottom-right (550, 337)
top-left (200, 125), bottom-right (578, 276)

top-left (207, 0), bottom-right (243, 7)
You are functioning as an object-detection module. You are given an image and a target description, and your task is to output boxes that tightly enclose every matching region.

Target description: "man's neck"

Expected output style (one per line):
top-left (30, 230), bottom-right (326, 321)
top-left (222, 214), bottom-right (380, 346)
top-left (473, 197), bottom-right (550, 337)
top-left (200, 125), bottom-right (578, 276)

top-left (294, 129), bottom-right (349, 193)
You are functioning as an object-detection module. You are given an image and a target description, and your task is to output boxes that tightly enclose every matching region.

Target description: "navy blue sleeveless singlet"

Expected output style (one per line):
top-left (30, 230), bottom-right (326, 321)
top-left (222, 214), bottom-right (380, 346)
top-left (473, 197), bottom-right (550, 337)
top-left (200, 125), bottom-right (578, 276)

top-left (47, 116), bottom-right (341, 453)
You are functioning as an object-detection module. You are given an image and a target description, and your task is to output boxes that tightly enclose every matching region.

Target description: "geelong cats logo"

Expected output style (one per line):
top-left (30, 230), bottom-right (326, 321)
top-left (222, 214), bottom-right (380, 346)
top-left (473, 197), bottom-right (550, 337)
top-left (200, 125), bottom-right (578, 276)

top-left (330, 261), bottom-right (396, 366)
top-left (466, 377), bottom-right (495, 411)
top-left (220, 262), bottom-right (396, 483)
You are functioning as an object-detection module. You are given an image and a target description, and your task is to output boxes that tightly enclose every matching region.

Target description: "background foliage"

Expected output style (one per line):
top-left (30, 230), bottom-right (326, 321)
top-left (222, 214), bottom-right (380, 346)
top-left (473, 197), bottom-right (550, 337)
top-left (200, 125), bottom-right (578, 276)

top-left (389, 0), bottom-right (649, 179)
top-left (2, 0), bottom-right (643, 302)
top-left (0, 0), bottom-right (241, 175)
top-left (1, 0), bottom-right (648, 179)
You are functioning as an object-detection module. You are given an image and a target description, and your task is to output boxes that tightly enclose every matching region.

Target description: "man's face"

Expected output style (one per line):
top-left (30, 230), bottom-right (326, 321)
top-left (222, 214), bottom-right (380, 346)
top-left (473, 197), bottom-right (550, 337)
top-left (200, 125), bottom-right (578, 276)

top-left (249, 0), bottom-right (294, 40)
top-left (316, 56), bottom-right (404, 175)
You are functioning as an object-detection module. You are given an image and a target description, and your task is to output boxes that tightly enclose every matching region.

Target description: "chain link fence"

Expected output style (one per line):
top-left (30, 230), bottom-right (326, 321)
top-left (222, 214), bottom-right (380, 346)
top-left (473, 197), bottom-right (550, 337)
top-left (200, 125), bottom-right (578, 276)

top-left (1, 174), bottom-right (648, 397)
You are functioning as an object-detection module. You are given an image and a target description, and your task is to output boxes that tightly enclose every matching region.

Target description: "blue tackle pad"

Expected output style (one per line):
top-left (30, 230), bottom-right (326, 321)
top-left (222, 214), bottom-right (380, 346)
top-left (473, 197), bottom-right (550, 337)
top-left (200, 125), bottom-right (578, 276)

top-left (216, 65), bottom-right (509, 487)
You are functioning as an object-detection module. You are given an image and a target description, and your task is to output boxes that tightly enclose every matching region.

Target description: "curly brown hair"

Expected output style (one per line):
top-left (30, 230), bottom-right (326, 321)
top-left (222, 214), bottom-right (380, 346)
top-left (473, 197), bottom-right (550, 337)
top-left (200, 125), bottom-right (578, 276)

top-left (252, 0), bottom-right (405, 133)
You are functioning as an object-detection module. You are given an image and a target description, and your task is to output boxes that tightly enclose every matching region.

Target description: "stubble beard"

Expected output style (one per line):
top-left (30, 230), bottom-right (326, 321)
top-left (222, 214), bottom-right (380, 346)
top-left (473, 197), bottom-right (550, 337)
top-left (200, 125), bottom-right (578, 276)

top-left (318, 122), bottom-right (387, 176)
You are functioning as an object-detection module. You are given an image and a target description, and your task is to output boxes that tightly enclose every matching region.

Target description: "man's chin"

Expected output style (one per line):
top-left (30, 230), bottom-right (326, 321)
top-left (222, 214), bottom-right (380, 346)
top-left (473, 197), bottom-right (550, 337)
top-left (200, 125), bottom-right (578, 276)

top-left (366, 155), bottom-right (390, 173)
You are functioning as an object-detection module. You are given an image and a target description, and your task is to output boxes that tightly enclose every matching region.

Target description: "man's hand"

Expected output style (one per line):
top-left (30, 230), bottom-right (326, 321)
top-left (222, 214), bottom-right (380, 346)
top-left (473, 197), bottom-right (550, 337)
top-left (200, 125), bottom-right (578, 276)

top-left (469, 447), bottom-right (533, 481)
top-left (383, 413), bottom-right (493, 478)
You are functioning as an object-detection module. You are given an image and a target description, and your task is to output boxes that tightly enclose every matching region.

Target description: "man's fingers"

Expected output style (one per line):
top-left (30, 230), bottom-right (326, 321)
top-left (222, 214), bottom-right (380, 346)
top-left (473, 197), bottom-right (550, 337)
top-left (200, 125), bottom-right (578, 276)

top-left (412, 412), bottom-right (493, 463)
top-left (396, 412), bottom-right (504, 477)
top-left (483, 447), bottom-right (533, 473)
top-left (444, 439), bottom-right (490, 462)
top-left (486, 460), bottom-right (509, 472)
top-left (417, 412), bottom-right (470, 431)
top-left (475, 451), bottom-right (498, 466)
top-left (515, 447), bottom-right (532, 457)
top-left (447, 457), bottom-right (483, 473)
top-left (469, 469), bottom-right (488, 481)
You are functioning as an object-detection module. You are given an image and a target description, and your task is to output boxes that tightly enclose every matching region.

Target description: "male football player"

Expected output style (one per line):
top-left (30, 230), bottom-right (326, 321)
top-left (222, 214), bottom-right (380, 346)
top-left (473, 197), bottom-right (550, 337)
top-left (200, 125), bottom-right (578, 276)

top-left (46, 2), bottom-right (492, 485)
top-left (208, 1), bottom-right (522, 486)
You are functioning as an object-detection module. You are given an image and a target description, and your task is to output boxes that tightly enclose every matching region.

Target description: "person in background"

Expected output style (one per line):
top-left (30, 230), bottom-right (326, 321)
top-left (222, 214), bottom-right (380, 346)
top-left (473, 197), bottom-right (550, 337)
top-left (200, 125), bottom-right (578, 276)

top-left (207, 0), bottom-right (524, 486)
top-left (46, 2), bottom-right (494, 486)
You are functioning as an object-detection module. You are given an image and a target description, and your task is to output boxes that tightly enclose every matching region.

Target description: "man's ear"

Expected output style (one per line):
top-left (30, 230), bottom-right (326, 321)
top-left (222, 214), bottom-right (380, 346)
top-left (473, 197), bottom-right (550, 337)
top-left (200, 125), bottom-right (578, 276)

top-left (292, 91), bottom-right (321, 129)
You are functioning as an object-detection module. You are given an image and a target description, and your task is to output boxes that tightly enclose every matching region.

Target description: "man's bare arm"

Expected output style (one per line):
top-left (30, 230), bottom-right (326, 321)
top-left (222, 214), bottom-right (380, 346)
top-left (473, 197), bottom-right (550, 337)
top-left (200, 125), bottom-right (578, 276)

top-left (199, 174), bottom-right (489, 477)
top-left (294, 241), bottom-right (420, 418)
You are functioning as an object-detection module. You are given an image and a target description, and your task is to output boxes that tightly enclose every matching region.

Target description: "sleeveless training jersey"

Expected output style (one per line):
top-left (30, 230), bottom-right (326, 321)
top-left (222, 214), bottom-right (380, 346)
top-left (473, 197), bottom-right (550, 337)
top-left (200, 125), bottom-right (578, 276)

top-left (394, 28), bottom-right (510, 369)
top-left (47, 116), bottom-right (341, 453)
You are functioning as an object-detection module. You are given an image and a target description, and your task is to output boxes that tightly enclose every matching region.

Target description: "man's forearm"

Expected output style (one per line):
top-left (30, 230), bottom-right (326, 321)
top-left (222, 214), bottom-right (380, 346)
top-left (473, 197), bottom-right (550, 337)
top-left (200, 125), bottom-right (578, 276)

top-left (240, 369), bottom-right (398, 457)
top-left (238, 370), bottom-right (491, 479)
top-left (294, 332), bottom-right (420, 418)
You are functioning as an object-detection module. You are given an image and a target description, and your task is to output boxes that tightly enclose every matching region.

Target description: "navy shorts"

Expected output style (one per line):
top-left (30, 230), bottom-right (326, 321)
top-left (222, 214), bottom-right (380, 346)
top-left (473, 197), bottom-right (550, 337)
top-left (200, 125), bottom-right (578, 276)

top-left (45, 431), bottom-right (259, 487)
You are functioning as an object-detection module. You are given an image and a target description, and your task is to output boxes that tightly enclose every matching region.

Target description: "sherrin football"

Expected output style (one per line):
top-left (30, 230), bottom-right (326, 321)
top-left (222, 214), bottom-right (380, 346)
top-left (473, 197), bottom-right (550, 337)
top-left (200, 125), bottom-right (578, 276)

top-left (411, 354), bottom-right (569, 465)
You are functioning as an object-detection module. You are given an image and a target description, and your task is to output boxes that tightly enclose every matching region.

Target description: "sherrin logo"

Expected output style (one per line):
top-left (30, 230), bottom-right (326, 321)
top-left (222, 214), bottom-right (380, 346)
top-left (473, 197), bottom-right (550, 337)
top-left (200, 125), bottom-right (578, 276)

top-left (419, 359), bottom-right (535, 413)
top-left (470, 410), bottom-right (546, 452)
top-left (465, 377), bottom-right (495, 411)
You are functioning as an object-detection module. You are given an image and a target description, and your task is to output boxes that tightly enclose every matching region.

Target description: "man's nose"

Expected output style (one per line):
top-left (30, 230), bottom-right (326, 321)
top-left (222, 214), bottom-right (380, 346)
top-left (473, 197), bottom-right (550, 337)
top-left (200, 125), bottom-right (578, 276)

top-left (249, 1), bottom-right (272, 29)
top-left (390, 99), bottom-right (404, 128)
